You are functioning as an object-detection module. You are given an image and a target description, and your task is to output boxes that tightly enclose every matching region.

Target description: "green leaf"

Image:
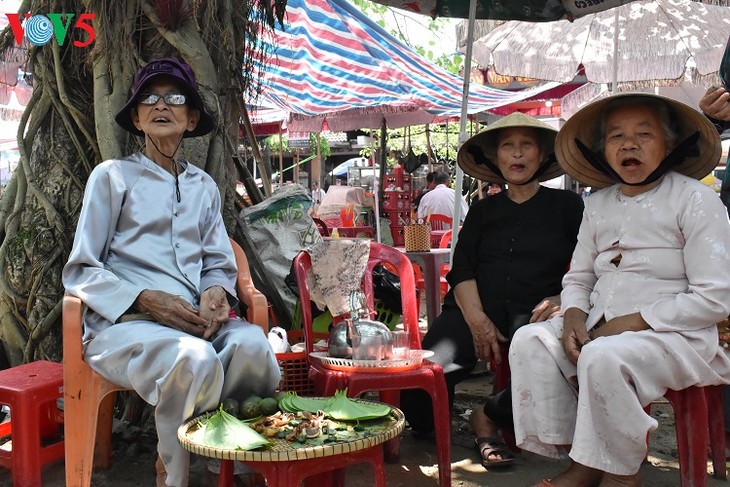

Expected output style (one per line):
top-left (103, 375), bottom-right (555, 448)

top-left (200, 407), bottom-right (271, 451)
top-left (279, 391), bottom-right (334, 413)
top-left (324, 390), bottom-right (391, 421)
top-left (278, 390), bottom-right (390, 421)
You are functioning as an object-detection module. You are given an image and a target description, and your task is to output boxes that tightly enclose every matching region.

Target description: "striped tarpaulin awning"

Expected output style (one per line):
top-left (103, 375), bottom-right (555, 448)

top-left (254, 0), bottom-right (559, 132)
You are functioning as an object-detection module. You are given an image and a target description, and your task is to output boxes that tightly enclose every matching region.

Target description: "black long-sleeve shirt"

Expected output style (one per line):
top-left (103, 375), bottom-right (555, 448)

top-left (445, 186), bottom-right (584, 335)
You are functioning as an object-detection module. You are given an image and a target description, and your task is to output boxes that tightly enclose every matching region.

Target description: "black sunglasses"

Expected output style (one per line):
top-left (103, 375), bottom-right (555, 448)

top-left (138, 93), bottom-right (187, 106)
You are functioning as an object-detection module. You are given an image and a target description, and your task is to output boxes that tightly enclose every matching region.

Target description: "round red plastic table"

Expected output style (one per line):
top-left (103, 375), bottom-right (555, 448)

top-left (178, 404), bottom-right (404, 487)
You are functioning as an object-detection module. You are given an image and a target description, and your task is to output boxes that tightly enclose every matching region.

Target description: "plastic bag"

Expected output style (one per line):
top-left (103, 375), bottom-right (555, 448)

top-left (268, 326), bottom-right (291, 353)
top-left (239, 184), bottom-right (323, 314)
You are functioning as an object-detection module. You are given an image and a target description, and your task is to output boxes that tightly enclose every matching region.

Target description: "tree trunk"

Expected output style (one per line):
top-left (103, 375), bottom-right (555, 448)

top-left (0, 0), bottom-right (283, 366)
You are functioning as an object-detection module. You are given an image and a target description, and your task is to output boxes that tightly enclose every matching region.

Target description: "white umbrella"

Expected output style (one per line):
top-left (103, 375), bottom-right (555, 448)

top-left (560, 76), bottom-right (711, 120)
top-left (469, 0), bottom-right (730, 87)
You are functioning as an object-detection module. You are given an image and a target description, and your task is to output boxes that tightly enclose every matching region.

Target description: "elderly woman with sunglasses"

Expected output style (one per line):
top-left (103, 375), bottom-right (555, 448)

top-left (62, 58), bottom-right (281, 487)
top-left (510, 93), bottom-right (730, 487)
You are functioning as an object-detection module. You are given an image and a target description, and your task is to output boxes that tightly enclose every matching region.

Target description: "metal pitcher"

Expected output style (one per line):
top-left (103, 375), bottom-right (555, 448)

top-left (327, 291), bottom-right (393, 359)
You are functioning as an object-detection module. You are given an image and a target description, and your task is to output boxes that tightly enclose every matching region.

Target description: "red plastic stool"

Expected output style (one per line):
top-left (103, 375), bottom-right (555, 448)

top-left (0, 360), bottom-right (64, 487)
top-left (663, 385), bottom-right (726, 486)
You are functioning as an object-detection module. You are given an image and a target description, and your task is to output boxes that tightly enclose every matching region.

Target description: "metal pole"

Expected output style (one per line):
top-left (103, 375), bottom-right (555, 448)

top-left (611, 7), bottom-right (619, 93)
top-left (278, 130), bottom-right (284, 188)
top-left (373, 144), bottom-right (381, 243)
top-left (451, 0), bottom-right (478, 263)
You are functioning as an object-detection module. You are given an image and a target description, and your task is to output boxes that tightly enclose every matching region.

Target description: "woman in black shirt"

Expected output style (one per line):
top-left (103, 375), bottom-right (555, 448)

top-left (400, 113), bottom-right (583, 468)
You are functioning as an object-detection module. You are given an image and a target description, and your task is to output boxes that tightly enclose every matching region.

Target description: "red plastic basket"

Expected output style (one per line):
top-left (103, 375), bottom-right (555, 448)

top-left (276, 350), bottom-right (314, 397)
top-left (274, 330), bottom-right (324, 397)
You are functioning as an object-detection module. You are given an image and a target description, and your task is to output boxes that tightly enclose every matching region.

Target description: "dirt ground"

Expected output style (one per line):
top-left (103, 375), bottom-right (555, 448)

top-left (2, 363), bottom-right (727, 487)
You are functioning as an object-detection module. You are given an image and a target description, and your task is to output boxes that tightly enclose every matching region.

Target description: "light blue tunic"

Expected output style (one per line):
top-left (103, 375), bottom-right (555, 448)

top-left (63, 151), bottom-right (238, 342)
top-left (63, 152), bottom-right (281, 486)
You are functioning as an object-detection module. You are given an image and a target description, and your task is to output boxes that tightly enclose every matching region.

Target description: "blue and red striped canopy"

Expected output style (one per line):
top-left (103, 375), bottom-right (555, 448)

top-left (255, 0), bottom-right (558, 132)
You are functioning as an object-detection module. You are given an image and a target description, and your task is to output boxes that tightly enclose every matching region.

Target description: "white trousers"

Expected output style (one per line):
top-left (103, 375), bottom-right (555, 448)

top-left (84, 319), bottom-right (281, 486)
top-left (509, 318), bottom-right (728, 475)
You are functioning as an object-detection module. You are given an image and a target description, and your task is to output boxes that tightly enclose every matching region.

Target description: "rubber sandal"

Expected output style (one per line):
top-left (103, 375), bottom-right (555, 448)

top-left (474, 436), bottom-right (515, 467)
top-left (531, 481), bottom-right (555, 487)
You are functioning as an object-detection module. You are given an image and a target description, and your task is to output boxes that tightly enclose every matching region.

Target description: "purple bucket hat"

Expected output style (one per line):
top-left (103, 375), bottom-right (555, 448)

top-left (115, 57), bottom-right (215, 138)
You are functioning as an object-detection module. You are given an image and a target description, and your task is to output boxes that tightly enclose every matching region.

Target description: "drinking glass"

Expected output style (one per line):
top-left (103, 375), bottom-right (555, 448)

top-left (390, 330), bottom-right (410, 360)
top-left (352, 334), bottom-right (382, 364)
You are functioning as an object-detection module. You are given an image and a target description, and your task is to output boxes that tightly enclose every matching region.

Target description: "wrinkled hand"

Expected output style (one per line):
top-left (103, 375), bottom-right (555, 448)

top-left (699, 86), bottom-right (730, 121)
top-left (199, 286), bottom-right (231, 340)
top-left (134, 289), bottom-right (209, 337)
top-left (468, 311), bottom-right (508, 364)
top-left (561, 308), bottom-right (590, 365)
top-left (530, 295), bottom-right (561, 323)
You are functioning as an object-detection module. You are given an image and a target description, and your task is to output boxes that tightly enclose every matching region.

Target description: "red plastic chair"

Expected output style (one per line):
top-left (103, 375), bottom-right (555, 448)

top-left (656, 385), bottom-right (726, 486)
top-left (488, 342), bottom-right (520, 452)
top-left (412, 226), bottom-right (455, 304)
top-left (293, 242), bottom-right (451, 487)
top-left (312, 217), bottom-right (330, 237)
top-left (427, 213), bottom-right (452, 231)
top-left (438, 229), bottom-right (453, 248)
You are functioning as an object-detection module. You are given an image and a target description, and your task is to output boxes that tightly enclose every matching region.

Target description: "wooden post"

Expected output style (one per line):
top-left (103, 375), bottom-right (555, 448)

top-left (313, 133), bottom-right (322, 190)
top-left (294, 150), bottom-right (300, 184)
top-left (378, 119), bottom-right (387, 213)
top-left (240, 104), bottom-right (271, 197)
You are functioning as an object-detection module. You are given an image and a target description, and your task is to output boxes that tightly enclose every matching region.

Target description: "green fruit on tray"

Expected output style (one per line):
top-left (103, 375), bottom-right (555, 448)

top-left (239, 399), bottom-right (262, 419)
top-left (260, 397), bottom-right (279, 416)
top-left (221, 398), bottom-right (239, 416)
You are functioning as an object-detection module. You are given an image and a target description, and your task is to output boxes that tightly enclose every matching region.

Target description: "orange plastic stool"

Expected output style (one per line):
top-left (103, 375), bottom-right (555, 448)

top-left (0, 360), bottom-right (64, 487)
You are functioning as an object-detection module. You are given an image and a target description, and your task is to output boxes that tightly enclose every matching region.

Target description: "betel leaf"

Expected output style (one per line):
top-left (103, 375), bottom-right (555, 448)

top-left (324, 390), bottom-right (391, 421)
top-left (278, 391), bottom-right (332, 413)
top-left (291, 394), bottom-right (333, 412)
top-left (200, 407), bottom-right (271, 451)
top-left (277, 390), bottom-right (391, 421)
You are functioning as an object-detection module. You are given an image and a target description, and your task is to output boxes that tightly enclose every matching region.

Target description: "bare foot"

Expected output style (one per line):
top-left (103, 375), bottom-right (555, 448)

top-left (547, 462), bottom-right (603, 487)
top-left (470, 404), bottom-right (513, 465)
top-left (599, 472), bottom-right (641, 487)
top-left (469, 404), bottom-right (498, 439)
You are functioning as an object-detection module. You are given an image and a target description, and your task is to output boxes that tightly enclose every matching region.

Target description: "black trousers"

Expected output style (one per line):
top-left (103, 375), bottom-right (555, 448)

top-left (400, 304), bottom-right (529, 433)
top-left (400, 305), bottom-right (479, 433)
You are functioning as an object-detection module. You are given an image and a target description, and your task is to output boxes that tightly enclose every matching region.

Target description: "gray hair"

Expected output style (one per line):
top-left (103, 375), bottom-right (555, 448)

top-left (595, 97), bottom-right (679, 154)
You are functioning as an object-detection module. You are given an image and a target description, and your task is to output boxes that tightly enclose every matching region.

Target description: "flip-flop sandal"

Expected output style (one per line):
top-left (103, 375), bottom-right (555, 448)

top-left (531, 481), bottom-right (555, 487)
top-left (475, 436), bottom-right (515, 468)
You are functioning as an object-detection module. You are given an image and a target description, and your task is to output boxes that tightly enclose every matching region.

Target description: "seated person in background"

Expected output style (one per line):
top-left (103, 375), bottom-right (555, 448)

top-left (510, 93), bottom-right (730, 487)
top-left (400, 113), bottom-right (583, 469)
top-left (412, 171), bottom-right (436, 214)
top-left (62, 57), bottom-right (281, 487)
top-left (416, 170), bottom-right (469, 224)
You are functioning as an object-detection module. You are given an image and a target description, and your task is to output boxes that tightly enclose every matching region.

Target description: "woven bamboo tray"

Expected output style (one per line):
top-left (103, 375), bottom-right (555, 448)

top-left (178, 401), bottom-right (405, 462)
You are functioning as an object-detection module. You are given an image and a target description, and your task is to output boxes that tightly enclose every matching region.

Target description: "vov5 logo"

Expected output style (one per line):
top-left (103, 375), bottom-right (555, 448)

top-left (6, 13), bottom-right (95, 47)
